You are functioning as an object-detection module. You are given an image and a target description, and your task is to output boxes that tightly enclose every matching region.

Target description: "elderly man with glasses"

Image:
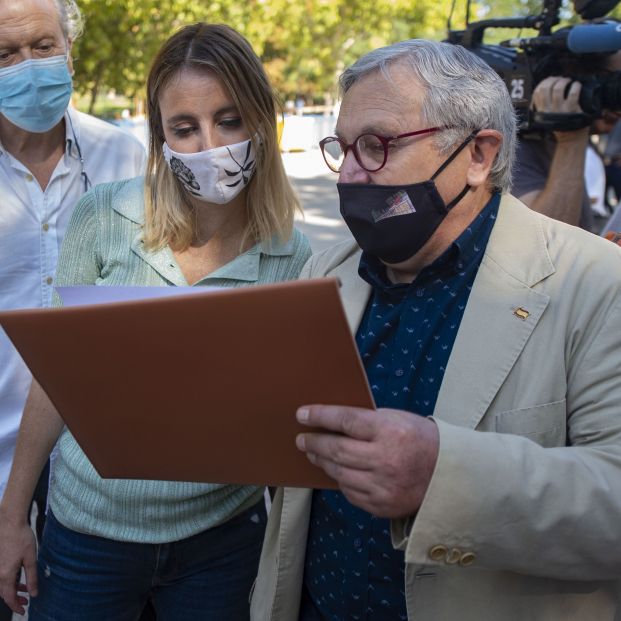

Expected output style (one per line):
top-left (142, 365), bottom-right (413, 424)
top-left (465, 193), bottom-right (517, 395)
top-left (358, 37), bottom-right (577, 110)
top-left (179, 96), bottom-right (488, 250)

top-left (250, 39), bottom-right (621, 621)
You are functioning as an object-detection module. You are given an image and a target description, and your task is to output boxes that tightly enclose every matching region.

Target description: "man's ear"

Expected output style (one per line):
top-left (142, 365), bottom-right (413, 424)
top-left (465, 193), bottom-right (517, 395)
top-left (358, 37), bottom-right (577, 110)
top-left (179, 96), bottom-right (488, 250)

top-left (466, 130), bottom-right (502, 188)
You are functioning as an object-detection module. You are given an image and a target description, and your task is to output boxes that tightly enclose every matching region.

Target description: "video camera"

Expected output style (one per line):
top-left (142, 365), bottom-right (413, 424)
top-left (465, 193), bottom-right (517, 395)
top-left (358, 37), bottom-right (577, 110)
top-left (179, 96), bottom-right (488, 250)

top-left (447, 0), bottom-right (621, 132)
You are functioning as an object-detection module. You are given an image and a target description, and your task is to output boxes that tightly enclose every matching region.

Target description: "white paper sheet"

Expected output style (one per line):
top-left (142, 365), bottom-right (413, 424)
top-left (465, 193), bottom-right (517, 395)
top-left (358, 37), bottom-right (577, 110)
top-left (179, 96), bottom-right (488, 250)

top-left (56, 286), bottom-right (219, 307)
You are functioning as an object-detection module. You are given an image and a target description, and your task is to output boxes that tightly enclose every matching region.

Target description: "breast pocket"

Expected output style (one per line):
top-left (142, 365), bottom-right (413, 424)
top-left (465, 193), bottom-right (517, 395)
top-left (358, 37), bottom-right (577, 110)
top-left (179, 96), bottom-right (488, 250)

top-left (494, 399), bottom-right (567, 447)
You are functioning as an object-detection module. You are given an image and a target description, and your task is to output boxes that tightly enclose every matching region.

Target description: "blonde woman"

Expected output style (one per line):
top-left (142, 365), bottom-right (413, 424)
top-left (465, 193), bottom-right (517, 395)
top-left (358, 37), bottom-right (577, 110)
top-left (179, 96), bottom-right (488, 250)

top-left (0, 23), bottom-right (310, 621)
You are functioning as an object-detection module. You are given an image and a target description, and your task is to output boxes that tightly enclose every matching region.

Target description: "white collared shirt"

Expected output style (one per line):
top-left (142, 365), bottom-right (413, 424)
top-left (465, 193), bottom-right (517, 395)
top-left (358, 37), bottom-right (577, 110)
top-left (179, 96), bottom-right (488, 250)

top-left (0, 108), bottom-right (146, 498)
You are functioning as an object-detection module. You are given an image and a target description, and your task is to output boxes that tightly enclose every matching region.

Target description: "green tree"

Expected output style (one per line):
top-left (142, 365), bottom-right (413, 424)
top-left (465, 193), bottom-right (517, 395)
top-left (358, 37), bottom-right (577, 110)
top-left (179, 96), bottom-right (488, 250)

top-left (73, 0), bottom-right (199, 113)
top-left (70, 0), bottom-right (520, 111)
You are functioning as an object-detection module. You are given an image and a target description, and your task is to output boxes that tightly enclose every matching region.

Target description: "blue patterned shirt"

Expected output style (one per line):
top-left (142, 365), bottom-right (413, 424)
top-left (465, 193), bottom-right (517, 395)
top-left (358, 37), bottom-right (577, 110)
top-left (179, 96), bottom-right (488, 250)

top-left (300, 193), bottom-right (501, 621)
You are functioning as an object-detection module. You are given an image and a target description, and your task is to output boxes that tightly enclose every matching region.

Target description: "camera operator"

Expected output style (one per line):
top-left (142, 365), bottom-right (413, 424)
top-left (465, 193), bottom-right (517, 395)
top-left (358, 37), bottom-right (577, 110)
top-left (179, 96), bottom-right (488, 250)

top-left (513, 51), bottom-right (621, 231)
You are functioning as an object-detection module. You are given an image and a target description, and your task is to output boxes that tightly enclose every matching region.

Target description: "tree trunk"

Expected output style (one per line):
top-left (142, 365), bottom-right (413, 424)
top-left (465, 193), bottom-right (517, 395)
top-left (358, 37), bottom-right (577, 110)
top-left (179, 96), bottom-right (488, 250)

top-left (87, 63), bottom-right (105, 116)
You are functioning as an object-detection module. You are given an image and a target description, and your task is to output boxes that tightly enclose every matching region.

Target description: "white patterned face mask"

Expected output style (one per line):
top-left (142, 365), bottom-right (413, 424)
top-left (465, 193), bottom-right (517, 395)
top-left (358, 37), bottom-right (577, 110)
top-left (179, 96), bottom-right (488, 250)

top-left (162, 138), bottom-right (256, 204)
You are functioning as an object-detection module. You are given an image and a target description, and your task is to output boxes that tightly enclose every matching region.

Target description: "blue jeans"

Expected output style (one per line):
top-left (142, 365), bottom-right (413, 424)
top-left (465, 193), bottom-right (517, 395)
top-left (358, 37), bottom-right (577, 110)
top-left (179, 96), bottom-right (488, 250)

top-left (29, 503), bottom-right (267, 621)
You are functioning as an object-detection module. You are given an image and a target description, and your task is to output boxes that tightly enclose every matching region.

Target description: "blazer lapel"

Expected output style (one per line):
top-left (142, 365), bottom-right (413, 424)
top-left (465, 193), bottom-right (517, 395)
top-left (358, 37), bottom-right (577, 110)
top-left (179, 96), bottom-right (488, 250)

top-left (433, 195), bottom-right (554, 429)
top-left (332, 247), bottom-right (372, 332)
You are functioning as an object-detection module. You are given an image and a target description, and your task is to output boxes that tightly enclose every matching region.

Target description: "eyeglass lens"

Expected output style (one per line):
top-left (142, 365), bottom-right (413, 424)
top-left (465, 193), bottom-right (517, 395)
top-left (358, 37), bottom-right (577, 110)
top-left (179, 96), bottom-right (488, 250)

top-left (322, 134), bottom-right (387, 173)
top-left (322, 138), bottom-right (345, 171)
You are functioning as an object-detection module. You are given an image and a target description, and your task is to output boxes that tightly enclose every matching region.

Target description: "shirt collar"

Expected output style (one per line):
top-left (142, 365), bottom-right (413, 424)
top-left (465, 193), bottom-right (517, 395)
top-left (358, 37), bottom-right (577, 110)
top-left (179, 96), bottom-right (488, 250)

top-left (359, 191), bottom-right (501, 291)
top-left (64, 107), bottom-right (82, 160)
top-left (195, 235), bottom-right (296, 284)
top-left (451, 191), bottom-right (500, 268)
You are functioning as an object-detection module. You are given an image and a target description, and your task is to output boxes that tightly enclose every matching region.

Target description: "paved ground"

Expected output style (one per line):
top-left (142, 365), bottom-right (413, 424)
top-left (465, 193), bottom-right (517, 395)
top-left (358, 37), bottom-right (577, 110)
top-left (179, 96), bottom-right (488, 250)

top-left (283, 150), bottom-right (353, 254)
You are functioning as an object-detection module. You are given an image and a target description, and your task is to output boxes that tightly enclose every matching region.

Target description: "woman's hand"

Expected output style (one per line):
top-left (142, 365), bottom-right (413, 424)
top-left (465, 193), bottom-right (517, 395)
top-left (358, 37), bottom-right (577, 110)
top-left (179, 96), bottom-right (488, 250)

top-left (0, 509), bottom-right (37, 615)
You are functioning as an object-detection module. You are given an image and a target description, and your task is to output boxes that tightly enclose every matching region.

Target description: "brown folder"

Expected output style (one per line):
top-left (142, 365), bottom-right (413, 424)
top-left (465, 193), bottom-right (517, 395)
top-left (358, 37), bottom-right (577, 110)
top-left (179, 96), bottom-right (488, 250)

top-left (0, 279), bottom-right (374, 489)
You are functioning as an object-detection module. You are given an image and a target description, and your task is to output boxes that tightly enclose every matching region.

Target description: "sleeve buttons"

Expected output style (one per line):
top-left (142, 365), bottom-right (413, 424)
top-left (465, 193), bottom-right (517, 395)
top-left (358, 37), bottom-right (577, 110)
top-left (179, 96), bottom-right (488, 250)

top-left (428, 544), bottom-right (448, 562)
top-left (428, 545), bottom-right (476, 567)
top-left (459, 552), bottom-right (476, 567)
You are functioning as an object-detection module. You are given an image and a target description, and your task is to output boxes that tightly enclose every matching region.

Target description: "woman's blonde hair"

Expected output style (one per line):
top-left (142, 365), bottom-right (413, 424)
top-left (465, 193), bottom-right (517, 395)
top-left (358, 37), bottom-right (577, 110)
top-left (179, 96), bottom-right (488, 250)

top-left (143, 23), bottom-right (300, 251)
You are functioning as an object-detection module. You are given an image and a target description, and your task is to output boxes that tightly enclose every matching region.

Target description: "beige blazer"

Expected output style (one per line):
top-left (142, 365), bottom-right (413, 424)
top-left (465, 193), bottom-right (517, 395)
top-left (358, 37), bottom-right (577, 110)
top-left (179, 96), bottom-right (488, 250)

top-left (251, 194), bottom-right (621, 621)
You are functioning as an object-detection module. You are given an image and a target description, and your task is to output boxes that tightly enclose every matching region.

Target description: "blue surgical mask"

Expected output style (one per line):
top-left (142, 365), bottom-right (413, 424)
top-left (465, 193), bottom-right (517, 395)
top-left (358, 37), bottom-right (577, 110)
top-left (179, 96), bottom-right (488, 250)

top-left (0, 55), bottom-right (73, 133)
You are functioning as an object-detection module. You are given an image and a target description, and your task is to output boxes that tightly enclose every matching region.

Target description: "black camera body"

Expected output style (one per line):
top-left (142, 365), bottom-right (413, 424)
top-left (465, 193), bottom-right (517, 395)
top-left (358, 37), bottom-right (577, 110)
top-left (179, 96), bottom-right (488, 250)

top-left (447, 0), bottom-right (621, 132)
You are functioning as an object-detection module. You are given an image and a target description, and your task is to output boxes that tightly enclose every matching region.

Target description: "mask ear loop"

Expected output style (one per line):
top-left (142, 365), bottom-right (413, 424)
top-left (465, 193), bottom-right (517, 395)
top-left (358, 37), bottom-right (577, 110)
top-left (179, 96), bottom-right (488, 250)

top-left (430, 130), bottom-right (478, 181)
top-left (430, 130), bottom-right (478, 209)
top-left (67, 112), bottom-right (91, 192)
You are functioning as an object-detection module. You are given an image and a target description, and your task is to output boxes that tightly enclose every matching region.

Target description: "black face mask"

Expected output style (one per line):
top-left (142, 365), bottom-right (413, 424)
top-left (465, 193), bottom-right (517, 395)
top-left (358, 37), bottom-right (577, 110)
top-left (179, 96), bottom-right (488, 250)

top-left (338, 132), bottom-right (477, 264)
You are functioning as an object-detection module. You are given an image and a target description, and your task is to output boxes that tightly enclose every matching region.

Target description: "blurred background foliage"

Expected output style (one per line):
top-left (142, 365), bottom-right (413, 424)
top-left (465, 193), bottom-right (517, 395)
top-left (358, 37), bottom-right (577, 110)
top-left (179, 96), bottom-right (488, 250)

top-left (71, 0), bottom-right (620, 115)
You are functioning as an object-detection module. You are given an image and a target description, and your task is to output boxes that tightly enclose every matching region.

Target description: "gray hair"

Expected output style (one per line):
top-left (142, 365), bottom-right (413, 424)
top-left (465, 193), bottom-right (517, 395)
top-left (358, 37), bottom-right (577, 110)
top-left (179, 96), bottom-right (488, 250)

top-left (53, 0), bottom-right (84, 41)
top-left (340, 39), bottom-right (517, 192)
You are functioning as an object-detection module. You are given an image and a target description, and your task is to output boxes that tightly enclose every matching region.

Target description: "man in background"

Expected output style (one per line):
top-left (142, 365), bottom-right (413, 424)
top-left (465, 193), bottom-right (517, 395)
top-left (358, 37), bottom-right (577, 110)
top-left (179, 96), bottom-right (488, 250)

top-left (0, 1), bottom-right (145, 617)
top-left (513, 50), bottom-right (621, 232)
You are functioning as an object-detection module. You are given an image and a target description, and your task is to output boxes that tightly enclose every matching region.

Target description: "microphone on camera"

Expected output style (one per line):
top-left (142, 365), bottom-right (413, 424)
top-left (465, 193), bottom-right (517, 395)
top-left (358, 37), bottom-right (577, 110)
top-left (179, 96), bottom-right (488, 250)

top-left (504, 23), bottom-right (621, 55)
top-left (566, 22), bottom-right (621, 54)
